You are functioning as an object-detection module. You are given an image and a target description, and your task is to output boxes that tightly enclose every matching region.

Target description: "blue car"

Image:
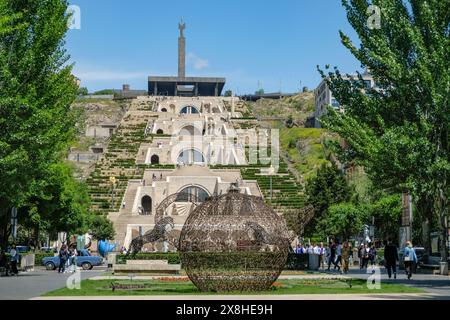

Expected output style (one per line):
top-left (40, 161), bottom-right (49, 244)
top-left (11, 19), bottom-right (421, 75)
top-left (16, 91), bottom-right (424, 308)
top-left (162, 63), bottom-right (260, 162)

top-left (42, 249), bottom-right (104, 270)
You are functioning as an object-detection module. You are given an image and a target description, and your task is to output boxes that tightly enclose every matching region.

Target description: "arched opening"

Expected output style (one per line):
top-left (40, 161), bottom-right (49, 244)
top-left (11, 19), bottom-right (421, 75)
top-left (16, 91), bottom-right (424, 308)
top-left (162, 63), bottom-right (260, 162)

top-left (180, 106), bottom-right (199, 115)
top-left (177, 149), bottom-right (205, 164)
top-left (150, 154), bottom-right (159, 164)
top-left (156, 129), bottom-right (164, 135)
top-left (179, 125), bottom-right (202, 136)
top-left (212, 107), bottom-right (220, 113)
top-left (141, 196), bottom-right (152, 215)
top-left (161, 108), bottom-right (167, 112)
top-left (176, 186), bottom-right (209, 203)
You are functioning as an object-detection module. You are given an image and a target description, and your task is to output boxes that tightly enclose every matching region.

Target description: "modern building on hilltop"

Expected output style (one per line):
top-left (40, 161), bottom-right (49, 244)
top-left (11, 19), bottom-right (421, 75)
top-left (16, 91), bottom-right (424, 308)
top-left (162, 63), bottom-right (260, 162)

top-left (313, 71), bottom-right (377, 128)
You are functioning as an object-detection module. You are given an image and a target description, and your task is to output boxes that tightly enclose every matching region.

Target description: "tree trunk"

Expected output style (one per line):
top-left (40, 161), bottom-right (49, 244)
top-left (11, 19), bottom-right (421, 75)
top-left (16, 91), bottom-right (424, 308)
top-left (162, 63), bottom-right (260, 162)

top-left (438, 188), bottom-right (448, 261)
top-left (0, 205), bottom-right (10, 252)
top-left (416, 194), bottom-right (433, 254)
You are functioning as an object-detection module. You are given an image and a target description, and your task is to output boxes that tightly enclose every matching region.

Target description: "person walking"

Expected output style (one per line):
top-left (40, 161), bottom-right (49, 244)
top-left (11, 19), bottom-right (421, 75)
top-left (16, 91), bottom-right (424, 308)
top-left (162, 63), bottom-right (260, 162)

top-left (403, 241), bottom-right (417, 280)
top-left (327, 241), bottom-right (340, 271)
top-left (358, 244), bottom-right (365, 269)
top-left (384, 238), bottom-right (399, 279)
top-left (58, 245), bottom-right (68, 273)
top-left (368, 243), bottom-right (377, 267)
top-left (341, 241), bottom-right (351, 274)
top-left (9, 245), bottom-right (19, 276)
top-left (362, 243), bottom-right (370, 269)
top-left (335, 242), bottom-right (342, 270)
top-left (318, 242), bottom-right (326, 269)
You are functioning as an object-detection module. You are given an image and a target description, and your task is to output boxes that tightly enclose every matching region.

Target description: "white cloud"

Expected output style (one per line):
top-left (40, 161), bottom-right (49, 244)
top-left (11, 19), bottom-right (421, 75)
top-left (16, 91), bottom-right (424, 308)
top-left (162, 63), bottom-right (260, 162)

top-left (187, 53), bottom-right (209, 70)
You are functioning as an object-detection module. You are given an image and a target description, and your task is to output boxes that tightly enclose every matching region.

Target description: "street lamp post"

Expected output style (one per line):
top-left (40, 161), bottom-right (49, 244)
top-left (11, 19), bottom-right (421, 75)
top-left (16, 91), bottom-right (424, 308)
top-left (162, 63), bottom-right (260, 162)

top-left (11, 208), bottom-right (18, 243)
top-left (110, 176), bottom-right (117, 210)
top-left (262, 166), bottom-right (276, 202)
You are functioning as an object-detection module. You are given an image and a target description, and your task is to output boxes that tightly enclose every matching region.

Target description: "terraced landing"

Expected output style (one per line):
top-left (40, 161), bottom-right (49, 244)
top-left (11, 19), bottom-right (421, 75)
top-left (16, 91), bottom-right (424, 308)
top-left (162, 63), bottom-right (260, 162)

top-left (86, 105), bottom-right (157, 215)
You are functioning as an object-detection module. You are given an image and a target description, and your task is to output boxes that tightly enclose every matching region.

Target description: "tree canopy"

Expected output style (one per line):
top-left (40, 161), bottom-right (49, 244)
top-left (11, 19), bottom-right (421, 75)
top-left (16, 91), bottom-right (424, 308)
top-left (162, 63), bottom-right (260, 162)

top-left (319, 0), bottom-right (449, 258)
top-left (0, 0), bottom-right (80, 249)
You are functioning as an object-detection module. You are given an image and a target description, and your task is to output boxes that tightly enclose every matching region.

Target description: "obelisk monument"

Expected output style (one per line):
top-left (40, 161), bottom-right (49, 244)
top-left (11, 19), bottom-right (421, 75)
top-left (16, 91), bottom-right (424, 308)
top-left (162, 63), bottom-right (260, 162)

top-left (178, 20), bottom-right (186, 78)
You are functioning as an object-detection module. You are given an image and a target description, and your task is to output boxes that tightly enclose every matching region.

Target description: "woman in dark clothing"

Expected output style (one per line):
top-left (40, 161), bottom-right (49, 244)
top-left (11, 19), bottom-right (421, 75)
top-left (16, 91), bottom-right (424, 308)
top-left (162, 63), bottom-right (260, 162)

top-left (58, 245), bottom-right (68, 273)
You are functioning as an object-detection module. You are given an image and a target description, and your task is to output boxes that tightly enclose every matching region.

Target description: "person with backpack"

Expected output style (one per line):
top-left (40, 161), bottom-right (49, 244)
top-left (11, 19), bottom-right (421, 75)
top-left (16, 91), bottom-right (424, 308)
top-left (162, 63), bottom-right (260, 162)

top-left (403, 241), bottom-right (417, 280)
top-left (58, 244), bottom-right (68, 273)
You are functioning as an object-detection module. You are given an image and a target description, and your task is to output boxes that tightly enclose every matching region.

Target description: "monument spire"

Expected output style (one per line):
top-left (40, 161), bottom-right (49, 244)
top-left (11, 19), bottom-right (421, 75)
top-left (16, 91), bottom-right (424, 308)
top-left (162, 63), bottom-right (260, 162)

top-left (178, 19), bottom-right (186, 78)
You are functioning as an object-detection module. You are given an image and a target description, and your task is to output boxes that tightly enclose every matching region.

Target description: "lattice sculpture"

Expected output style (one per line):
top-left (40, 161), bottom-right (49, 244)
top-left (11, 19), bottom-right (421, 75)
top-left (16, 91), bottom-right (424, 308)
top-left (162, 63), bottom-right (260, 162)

top-left (179, 191), bottom-right (291, 292)
top-left (127, 192), bottom-right (201, 256)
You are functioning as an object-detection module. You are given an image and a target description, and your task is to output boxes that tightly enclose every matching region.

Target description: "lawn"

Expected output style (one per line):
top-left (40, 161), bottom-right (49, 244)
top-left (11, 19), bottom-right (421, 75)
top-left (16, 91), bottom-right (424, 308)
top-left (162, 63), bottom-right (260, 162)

top-left (43, 278), bottom-right (424, 297)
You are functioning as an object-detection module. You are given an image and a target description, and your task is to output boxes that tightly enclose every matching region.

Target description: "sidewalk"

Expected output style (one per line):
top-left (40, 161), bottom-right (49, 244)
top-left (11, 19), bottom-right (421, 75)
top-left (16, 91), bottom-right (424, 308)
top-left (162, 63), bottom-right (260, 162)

top-left (32, 293), bottom-right (440, 300)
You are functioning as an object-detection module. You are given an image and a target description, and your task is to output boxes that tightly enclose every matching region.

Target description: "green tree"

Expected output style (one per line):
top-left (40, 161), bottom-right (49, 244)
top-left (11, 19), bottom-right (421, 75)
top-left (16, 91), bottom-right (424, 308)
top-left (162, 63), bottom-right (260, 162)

top-left (305, 163), bottom-right (355, 236)
top-left (224, 90), bottom-right (232, 97)
top-left (0, 0), bottom-right (78, 250)
top-left (369, 194), bottom-right (402, 243)
top-left (19, 162), bottom-right (91, 248)
top-left (90, 215), bottom-right (115, 241)
top-left (319, 0), bottom-right (449, 259)
top-left (325, 203), bottom-right (369, 240)
top-left (255, 89), bottom-right (265, 95)
top-left (77, 87), bottom-right (88, 96)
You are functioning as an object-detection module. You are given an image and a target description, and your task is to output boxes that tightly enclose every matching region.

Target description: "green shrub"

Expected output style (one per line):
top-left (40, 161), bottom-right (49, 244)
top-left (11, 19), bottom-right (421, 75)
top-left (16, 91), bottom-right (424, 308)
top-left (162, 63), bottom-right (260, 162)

top-left (116, 253), bottom-right (180, 265)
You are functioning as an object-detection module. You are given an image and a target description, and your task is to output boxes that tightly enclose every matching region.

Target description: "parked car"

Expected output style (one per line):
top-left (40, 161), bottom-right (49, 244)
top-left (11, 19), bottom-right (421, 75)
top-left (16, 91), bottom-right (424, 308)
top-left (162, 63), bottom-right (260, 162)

top-left (42, 249), bottom-right (103, 270)
top-left (40, 247), bottom-right (57, 253)
top-left (8, 246), bottom-right (30, 254)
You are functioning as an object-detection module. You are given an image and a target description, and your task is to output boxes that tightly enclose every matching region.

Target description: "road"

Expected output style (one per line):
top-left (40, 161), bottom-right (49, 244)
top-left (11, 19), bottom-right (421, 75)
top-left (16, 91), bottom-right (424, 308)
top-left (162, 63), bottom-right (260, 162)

top-left (0, 267), bottom-right (105, 300)
top-left (1, 266), bottom-right (449, 300)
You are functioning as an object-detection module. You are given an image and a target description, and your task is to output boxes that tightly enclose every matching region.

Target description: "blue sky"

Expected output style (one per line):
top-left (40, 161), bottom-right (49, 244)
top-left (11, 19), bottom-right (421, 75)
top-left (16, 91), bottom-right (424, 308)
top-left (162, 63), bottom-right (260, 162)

top-left (67, 0), bottom-right (362, 94)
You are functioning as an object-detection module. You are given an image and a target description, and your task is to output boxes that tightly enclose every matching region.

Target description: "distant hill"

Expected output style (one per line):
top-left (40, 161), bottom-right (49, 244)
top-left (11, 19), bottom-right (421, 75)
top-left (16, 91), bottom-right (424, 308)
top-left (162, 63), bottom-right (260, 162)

top-left (248, 91), bottom-right (315, 125)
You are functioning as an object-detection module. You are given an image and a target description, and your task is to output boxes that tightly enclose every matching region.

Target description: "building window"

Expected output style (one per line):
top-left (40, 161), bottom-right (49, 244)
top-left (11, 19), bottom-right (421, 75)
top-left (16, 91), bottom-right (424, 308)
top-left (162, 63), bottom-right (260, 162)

top-left (150, 154), bottom-right (159, 165)
top-left (141, 196), bottom-right (152, 215)
top-left (177, 149), bottom-right (205, 164)
top-left (176, 186), bottom-right (209, 203)
top-left (180, 106), bottom-right (199, 114)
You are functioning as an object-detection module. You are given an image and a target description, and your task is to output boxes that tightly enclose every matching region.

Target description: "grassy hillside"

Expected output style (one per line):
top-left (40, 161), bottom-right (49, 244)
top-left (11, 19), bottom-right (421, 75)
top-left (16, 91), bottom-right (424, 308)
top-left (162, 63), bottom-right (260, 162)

top-left (246, 92), bottom-right (333, 182)
top-left (249, 92), bottom-right (315, 125)
top-left (280, 127), bottom-right (332, 181)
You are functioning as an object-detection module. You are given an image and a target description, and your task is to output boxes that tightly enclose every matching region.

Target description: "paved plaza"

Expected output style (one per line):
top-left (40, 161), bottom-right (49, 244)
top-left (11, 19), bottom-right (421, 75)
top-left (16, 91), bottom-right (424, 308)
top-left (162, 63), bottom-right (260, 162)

top-left (2, 266), bottom-right (449, 300)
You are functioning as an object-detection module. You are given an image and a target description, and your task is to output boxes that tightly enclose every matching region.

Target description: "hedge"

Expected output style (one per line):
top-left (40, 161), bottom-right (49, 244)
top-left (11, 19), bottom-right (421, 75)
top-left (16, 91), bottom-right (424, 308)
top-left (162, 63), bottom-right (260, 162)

top-left (115, 252), bottom-right (309, 270)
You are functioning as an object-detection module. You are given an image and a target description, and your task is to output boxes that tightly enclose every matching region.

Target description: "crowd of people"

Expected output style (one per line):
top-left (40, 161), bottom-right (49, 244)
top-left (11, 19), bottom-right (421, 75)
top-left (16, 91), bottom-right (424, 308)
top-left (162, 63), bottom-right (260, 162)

top-left (293, 238), bottom-right (418, 279)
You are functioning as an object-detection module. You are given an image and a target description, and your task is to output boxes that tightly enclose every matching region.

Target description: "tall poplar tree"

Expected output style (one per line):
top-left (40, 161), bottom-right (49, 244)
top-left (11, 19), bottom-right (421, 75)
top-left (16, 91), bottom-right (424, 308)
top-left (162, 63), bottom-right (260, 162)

top-left (0, 0), bottom-right (78, 249)
top-left (319, 0), bottom-right (449, 258)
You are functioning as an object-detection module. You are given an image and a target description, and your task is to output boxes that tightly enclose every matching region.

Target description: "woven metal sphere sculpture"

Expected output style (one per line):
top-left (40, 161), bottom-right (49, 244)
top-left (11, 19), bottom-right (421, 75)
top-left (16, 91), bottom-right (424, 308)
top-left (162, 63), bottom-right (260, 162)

top-left (179, 190), bottom-right (291, 292)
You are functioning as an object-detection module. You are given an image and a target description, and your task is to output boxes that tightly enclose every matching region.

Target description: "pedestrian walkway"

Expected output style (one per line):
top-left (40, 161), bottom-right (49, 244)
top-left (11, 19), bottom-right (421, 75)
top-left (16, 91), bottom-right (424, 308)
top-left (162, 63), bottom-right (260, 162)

top-left (32, 293), bottom-right (440, 300)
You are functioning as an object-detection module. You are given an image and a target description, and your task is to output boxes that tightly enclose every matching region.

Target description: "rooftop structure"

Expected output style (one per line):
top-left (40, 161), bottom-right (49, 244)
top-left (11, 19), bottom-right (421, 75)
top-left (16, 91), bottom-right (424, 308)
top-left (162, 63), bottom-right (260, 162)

top-left (148, 21), bottom-right (226, 97)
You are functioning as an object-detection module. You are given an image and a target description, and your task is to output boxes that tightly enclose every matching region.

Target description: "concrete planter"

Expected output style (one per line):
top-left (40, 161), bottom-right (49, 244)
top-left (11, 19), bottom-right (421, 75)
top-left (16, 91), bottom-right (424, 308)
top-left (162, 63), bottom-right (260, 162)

top-left (440, 262), bottom-right (448, 275)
